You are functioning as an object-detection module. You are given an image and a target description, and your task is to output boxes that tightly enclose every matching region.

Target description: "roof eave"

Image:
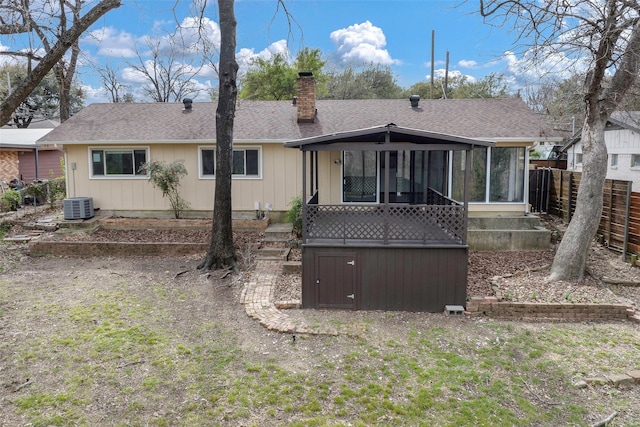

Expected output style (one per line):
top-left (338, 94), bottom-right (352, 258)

top-left (285, 124), bottom-right (495, 150)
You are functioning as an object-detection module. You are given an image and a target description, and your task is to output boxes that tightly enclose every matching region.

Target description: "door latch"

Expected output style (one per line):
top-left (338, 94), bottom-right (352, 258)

top-left (347, 260), bottom-right (355, 266)
top-left (347, 294), bottom-right (355, 299)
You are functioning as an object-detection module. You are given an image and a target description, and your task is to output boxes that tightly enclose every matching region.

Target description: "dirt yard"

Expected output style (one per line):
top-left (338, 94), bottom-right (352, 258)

top-left (1, 209), bottom-right (640, 426)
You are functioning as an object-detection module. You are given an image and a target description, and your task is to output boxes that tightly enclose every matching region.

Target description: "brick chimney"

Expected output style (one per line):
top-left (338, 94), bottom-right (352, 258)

top-left (296, 71), bottom-right (316, 123)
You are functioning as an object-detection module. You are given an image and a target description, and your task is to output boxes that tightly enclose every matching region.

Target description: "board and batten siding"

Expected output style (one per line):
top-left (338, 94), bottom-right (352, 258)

top-left (64, 143), bottom-right (303, 214)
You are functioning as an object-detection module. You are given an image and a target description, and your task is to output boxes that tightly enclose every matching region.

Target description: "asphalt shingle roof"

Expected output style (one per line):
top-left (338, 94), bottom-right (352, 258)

top-left (38, 98), bottom-right (558, 144)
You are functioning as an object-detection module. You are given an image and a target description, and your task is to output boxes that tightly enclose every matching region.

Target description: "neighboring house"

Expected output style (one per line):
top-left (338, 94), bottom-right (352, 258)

top-left (38, 75), bottom-right (560, 312)
top-left (562, 111), bottom-right (640, 189)
top-left (0, 119), bottom-right (62, 184)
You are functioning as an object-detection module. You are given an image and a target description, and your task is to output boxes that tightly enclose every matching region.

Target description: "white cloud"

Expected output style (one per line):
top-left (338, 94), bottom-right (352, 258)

top-left (427, 69), bottom-right (476, 83)
top-left (121, 64), bottom-right (151, 85)
top-left (330, 21), bottom-right (399, 65)
top-left (501, 48), bottom-right (590, 90)
top-left (81, 84), bottom-right (109, 105)
top-left (236, 40), bottom-right (289, 75)
top-left (172, 17), bottom-right (221, 55)
top-left (83, 27), bottom-right (138, 58)
top-left (458, 59), bottom-right (478, 69)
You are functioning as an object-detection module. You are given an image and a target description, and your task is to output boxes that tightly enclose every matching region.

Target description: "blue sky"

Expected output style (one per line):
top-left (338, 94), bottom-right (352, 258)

top-left (2, 0), bottom-right (572, 105)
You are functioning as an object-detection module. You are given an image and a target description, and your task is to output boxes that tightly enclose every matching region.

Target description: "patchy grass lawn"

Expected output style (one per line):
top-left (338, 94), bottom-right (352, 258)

top-left (0, 246), bottom-right (639, 426)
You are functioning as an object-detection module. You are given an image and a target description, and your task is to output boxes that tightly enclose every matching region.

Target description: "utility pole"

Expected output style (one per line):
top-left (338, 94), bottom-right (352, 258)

top-left (430, 30), bottom-right (435, 99)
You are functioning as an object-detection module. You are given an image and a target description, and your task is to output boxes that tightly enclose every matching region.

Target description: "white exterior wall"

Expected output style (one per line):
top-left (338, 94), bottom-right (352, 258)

top-left (64, 142), bottom-right (303, 215)
top-left (567, 127), bottom-right (640, 190)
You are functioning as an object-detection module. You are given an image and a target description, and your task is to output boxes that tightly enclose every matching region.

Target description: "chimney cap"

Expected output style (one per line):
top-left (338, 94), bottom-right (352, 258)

top-left (298, 71), bottom-right (313, 78)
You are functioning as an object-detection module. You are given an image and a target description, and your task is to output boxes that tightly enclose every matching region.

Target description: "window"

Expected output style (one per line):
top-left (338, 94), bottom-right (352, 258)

top-left (199, 147), bottom-right (261, 178)
top-left (451, 146), bottom-right (525, 203)
top-left (489, 147), bottom-right (525, 202)
top-left (452, 147), bottom-right (487, 202)
top-left (575, 153), bottom-right (583, 165)
top-left (91, 148), bottom-right (147, 177)
top-left (343, 151), bottom-right (377, 202)
top-left (610, 154), bottom-right (618, 167)
top-left (632, 155), bottom-right (640, 168)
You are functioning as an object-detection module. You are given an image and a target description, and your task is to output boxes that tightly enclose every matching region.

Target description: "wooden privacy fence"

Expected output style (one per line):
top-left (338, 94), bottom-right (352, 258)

top-left (542, 169), bottom-right (640, 258)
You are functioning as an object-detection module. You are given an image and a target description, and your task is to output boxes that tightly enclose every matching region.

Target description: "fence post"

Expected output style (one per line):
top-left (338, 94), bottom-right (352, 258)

top-left (568, 172), bottom-right (573, 222)
top-left (622, 182), bottom-right (632, 262)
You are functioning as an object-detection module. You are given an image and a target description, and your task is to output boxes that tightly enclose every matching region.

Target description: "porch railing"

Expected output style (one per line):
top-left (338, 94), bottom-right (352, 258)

top-left (303, 203), bottom-right (466, 245)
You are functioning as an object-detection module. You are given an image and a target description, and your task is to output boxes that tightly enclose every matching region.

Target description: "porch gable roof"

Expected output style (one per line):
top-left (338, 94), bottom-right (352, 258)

top-left (284, 123), bottom-right (495, 151)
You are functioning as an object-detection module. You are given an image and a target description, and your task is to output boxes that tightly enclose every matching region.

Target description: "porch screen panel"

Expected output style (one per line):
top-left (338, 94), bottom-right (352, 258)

top-left (427, 151), bottom-right (448, 195)
top-left (489, 147), bottom-right (525, 202)
top-left (343, 151), bottom-right (377, 202)
top-left (452, 147), bottom-right (487, 202)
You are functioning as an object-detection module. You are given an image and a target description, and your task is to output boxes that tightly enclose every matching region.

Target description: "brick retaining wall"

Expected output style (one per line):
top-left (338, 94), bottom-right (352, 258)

top-left (467, 296), bottom-right (639, 322)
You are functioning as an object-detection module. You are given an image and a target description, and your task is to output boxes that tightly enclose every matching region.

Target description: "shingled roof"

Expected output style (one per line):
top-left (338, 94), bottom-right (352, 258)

top-left (38, 98), bottom-right (559, 145)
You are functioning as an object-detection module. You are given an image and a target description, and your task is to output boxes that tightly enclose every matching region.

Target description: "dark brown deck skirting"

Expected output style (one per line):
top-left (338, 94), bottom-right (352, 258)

top-left (29, 241), bottom-right (208, 257)
top-left (302, 245), bottom-right (468, 312)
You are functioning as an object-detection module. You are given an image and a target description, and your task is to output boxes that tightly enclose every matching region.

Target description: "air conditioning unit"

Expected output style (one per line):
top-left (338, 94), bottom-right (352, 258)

top-left (63, 197), bottom-right (94, 220)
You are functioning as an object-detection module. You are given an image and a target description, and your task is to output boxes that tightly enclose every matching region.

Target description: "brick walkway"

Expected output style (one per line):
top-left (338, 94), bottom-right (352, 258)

top-left (240, 259), bottom-right (339, 335)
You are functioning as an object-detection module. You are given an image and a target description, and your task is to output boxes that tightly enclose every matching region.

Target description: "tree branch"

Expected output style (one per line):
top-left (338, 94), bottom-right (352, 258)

top-left (0, 0), bottom-right (121, 126)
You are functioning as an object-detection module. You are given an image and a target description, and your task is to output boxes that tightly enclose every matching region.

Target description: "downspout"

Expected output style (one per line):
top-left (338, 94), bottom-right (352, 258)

top-left (35, 146), bottom-right (39, 180)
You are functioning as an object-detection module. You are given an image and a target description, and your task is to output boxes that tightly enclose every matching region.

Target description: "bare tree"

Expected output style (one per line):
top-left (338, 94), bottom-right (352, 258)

top-left (0, 0), bottom-right (121, 124)
top-left (96, 64), bottom-right (131, 103)
top-left (126, 37), bottom-right (202, 102)
top-left (198, 0), bottom-right (238, 271)
top-left (0, 0), bottom-right (120, 123)
top-left (480, 0), bottom-right (640, 281)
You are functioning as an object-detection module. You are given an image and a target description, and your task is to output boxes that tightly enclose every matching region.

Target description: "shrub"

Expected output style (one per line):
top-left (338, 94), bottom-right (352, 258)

top-left (47, 176), bottom-right (66, 208)
top-left (139, 160), bottom-right (190, 218)
top-left (0, 190), bottom-right (21, 212)
top-left (286, 195), bottom-right (302, 238)
top-left (22, 181), bottom-right (48, 206)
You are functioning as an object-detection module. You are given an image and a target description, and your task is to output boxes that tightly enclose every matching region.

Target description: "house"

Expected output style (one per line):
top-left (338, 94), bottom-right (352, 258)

top-left (38, 85), bottom-right (559, 219)
top-left (562, 111), bottom-right (640, 190)
top-left (0, 119), bottom-right (62, 184)
top-left (38, 74), bottom-right (559, 312)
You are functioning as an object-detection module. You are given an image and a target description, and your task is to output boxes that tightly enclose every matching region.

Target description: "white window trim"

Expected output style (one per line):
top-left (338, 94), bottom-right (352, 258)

top-left (610, 154), bottom-right (618, 169)
top-left (198, 145), bottom-right (262, 180)
top-left (88, 146), bottom-right (150, 179)
top-left (631, 154), bottom-right (640, 170)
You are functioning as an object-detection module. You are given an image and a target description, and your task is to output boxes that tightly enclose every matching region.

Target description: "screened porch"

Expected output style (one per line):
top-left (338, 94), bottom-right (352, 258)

top-left (285, 124), bottom-right (495, 247)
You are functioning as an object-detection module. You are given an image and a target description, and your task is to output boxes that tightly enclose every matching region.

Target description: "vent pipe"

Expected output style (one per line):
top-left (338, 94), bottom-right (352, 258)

top-left (409, 95), bottom-right (420, 108)
top-left (183, 98), bottom-right (193, 110)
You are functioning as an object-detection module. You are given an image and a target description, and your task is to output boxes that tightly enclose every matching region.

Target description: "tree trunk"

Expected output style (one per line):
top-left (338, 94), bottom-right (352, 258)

top-left (0, 0), bottom-right (121, 126)
top-left (56, 41), bottom-right (80, 122)
top-left (548, 117), bottom-right (608, 282)
top-left (199, 0), bottom-right (238, 271)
